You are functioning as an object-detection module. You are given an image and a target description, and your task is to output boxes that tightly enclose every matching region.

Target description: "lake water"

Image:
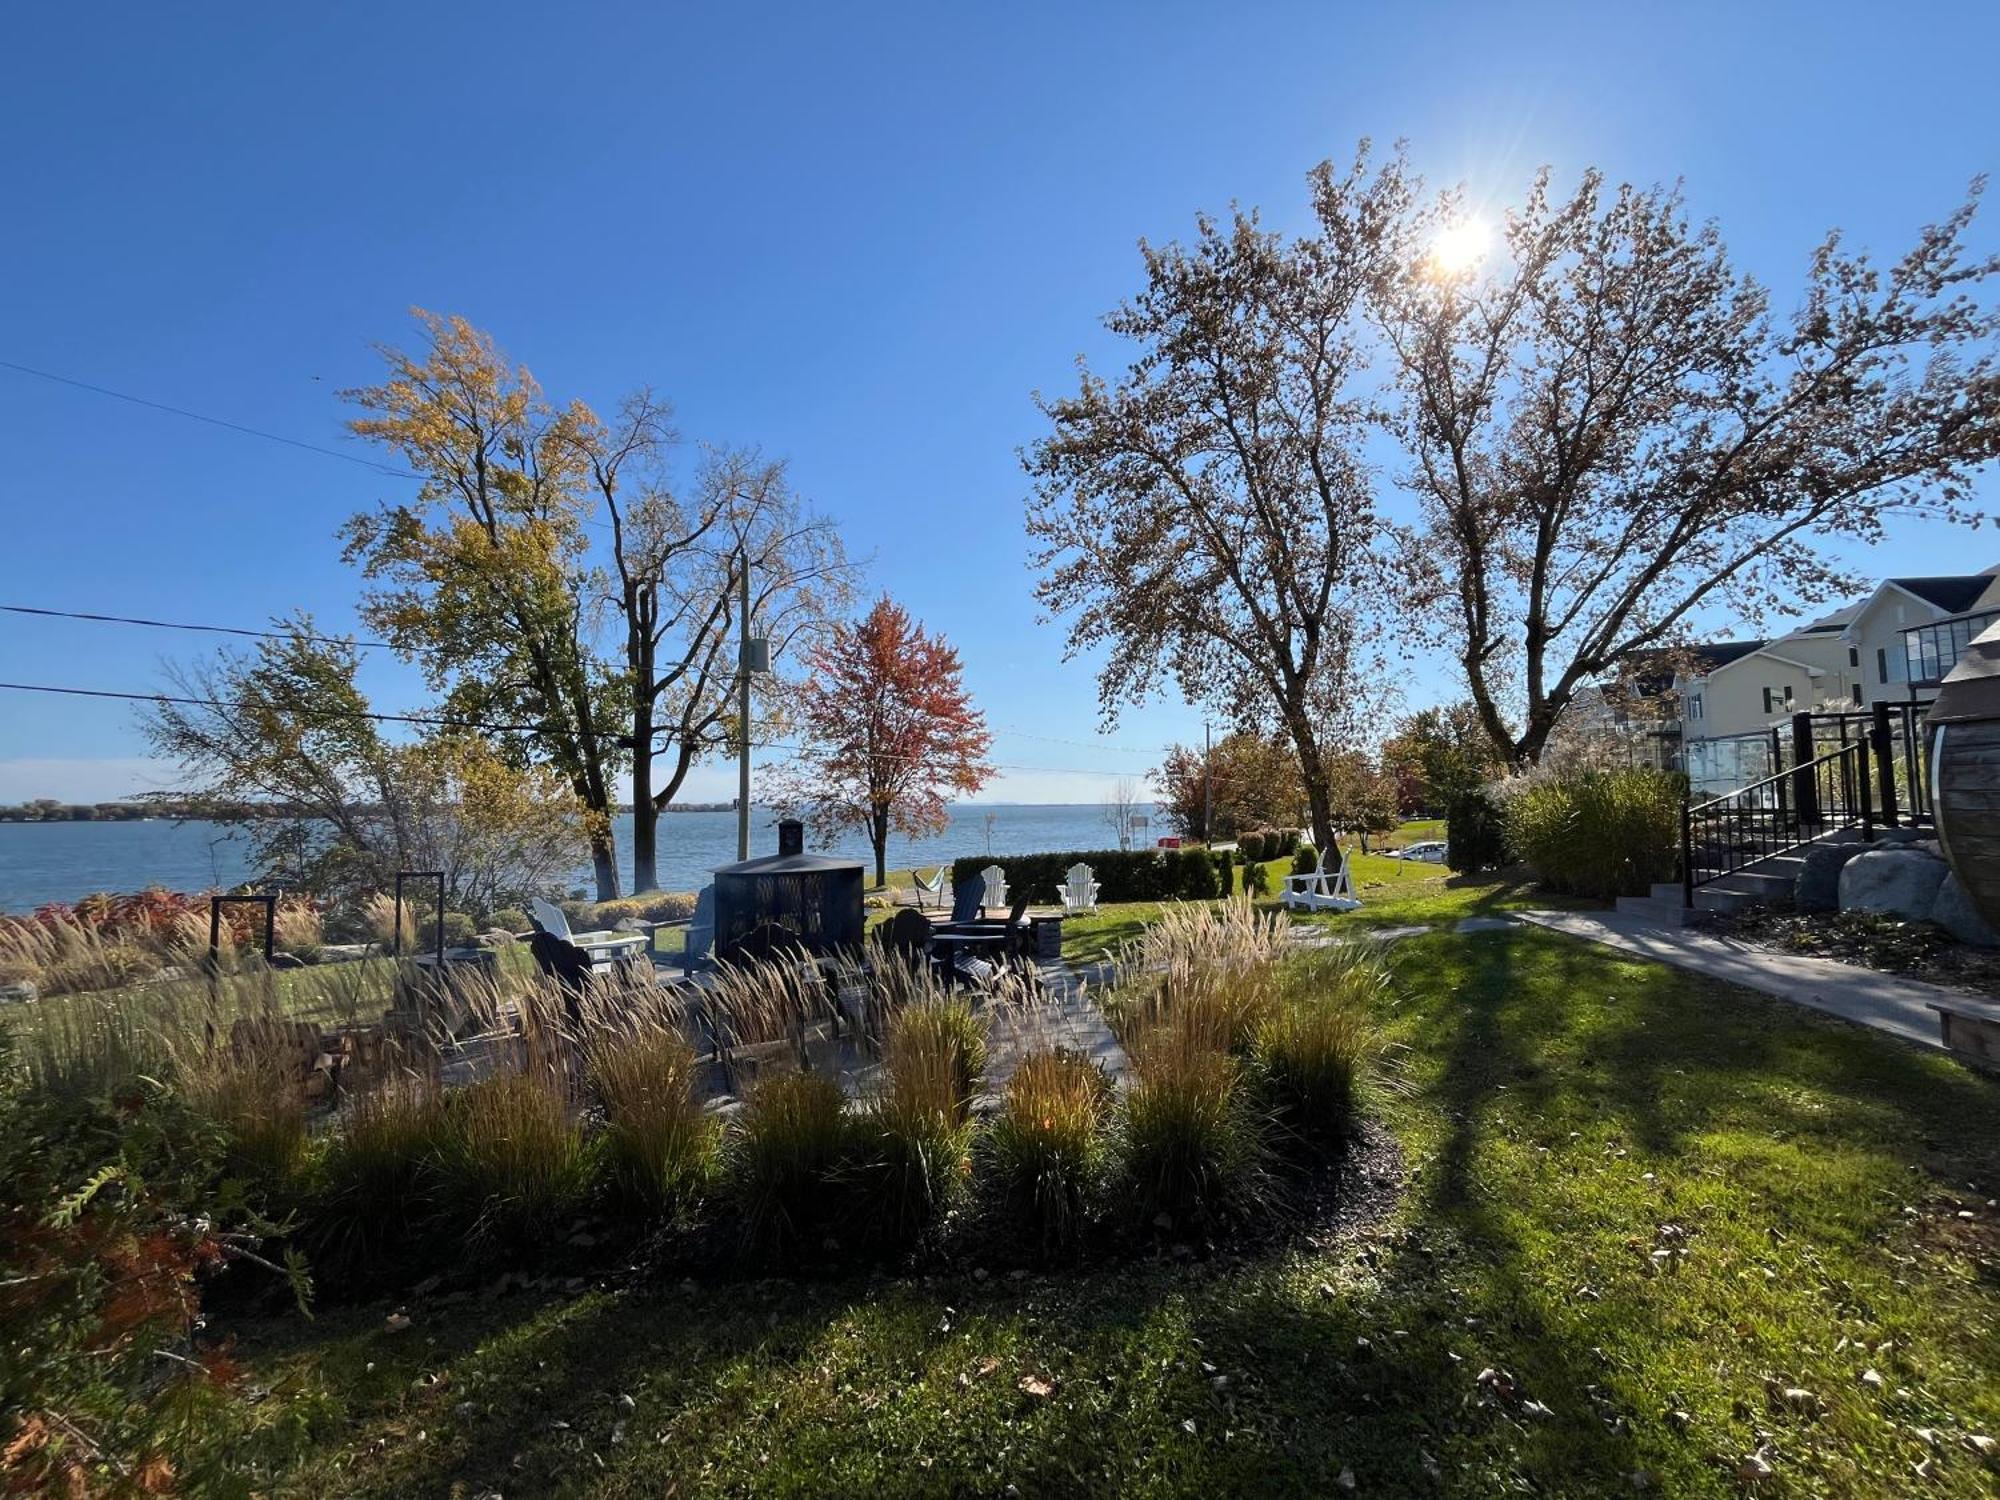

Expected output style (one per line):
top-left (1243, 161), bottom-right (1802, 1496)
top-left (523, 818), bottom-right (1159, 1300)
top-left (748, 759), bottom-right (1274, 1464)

top-left (0, 804), bottom-right (1160, 912)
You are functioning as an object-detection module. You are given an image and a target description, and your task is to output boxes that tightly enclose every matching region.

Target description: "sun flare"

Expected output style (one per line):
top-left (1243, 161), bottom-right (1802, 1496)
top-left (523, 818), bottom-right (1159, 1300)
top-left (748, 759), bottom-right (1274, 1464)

top-left (1428, 217), bottom-right (1491, 277)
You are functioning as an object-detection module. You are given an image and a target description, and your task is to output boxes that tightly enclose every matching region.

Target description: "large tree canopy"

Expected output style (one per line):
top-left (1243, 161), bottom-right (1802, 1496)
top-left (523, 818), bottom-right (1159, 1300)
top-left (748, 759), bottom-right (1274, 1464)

top-left (1372, 157), bottom-right (2000, 764)
top-left (142, 621), bottom-right (586, 915)
top-left (1026, 150), bottom-right (1405, 852)
top-left (770, 597), bottom-right (993, 886)
top-left (341, 312), bottom-right (625, 896)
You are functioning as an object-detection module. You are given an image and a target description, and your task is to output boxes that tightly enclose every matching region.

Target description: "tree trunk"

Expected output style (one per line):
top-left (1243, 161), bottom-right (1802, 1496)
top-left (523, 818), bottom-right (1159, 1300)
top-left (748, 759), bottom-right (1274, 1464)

top-left (588, 827), bottom-right (620, 902)
top-left (1289, 718), bottom-right (1341, 858)
top-left (871, 808), bottom-right (889, 889)
top-left (631, 695), bottom-right (658, 893)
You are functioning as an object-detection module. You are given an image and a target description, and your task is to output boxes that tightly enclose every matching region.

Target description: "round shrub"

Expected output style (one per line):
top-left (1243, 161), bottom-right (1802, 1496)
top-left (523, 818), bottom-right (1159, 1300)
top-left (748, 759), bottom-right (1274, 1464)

top-left (1503, 768), bottom-right (1681, 899)
top-left (1444, 785), bottom-right (1508, 873)
top-left (1291, 843), bottom-right (1319, 876)
top-left (439, 911), bottom-right (478, 948)
top-left (1237, 831), bottom-right (1266, 863)
top-left (489, 907), bottom-right (530, 935)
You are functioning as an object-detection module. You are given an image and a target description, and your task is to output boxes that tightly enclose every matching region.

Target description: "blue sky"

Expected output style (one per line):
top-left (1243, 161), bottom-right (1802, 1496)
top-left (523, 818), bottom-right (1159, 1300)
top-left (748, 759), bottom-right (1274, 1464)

top-left (3, 0), bottom-right (1996, 804)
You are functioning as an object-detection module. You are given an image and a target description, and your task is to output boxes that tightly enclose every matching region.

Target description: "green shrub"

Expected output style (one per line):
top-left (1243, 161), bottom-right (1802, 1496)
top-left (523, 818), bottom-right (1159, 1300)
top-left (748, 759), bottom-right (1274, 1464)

top-left (985, 1049), bottom-right (1112, 1252)
top-left (1291, 843), bottom-right (1319, 876)
top-left (727, 1070), bottom-right (852, 1256)
top-left (489, 907), bottom-right (530, 935)
top-left (1444, 785), bottom-right (1508, 873)
top-left (430, 1073), bottom-right (592, 1246)
top-left (590, 1025), bottom-right (719, 1218)
top-left (1215, 848), bottom-right (1234, 897)
top-left (1503, 768), bottom-right (1681, 899)
top-left (1244, 859), bottom-right (1272, 897)
top-left (438, 911), bottom-right (478, 948)
top-left (1236, 831), bottom-right (1265, 863)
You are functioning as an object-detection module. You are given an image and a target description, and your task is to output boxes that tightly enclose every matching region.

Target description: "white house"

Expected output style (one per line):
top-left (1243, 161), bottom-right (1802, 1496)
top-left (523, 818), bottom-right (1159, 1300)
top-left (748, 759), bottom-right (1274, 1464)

top-left (1646, 566), bottom-right (2000, 794)
top-left (1838, 569), bottom-right (2000, 705)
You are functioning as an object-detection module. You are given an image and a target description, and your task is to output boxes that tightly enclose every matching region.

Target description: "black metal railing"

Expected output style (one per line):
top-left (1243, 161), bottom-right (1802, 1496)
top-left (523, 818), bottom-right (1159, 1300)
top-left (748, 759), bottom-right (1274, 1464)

top-left (1682, 738), bottom-right (1870, 905)
top-left (1804, 701), bottom-right (1930, 825)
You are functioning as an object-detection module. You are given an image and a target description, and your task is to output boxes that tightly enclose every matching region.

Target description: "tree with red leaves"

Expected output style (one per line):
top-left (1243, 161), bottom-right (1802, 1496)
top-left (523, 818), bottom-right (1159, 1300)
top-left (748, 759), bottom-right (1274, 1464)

top-left (771, 597), bottom-right (995, 886)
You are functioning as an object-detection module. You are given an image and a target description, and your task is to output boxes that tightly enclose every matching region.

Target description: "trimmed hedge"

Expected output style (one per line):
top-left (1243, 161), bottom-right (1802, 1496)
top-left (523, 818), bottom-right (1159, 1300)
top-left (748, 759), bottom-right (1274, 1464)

top-left (951, 848), bottom-right (1225, 905)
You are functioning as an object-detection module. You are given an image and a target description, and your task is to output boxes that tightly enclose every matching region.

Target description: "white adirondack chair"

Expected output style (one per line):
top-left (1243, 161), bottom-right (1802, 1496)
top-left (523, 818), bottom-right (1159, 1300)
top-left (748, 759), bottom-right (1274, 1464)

top-left (1280, 849), bottom-right (1360, 913)
top-left (912, 867), bottom-right (947, 909)
top-left (530, 897), bottom-right (573, 940)
top-left (980, 864), bottom-right (1008, 914)
top-left (1059, 861), bottom-right (1100, 915)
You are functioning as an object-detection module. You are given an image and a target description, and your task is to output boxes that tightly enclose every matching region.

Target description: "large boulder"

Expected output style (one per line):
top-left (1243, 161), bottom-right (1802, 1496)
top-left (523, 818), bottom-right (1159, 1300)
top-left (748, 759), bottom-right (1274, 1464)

top-left (1796, 842), bottom-right (1866, 913)
top-left (1931, 872), bottom-right (2000, 949)
top-left (1838, 848), bottom-right (1950, 920)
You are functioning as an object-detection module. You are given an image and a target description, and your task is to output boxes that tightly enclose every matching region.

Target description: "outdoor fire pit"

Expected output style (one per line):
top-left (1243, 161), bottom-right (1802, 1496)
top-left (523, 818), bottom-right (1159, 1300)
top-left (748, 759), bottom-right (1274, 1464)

top-left (711, 820), bottom-right (865, 965)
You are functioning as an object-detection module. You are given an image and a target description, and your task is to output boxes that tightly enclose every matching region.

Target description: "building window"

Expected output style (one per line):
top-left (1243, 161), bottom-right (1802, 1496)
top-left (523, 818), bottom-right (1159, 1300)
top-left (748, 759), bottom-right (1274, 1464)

top-left (1851, 684), bottom-right (1863, 706)
top-left (1763, 687), bottom-right (1774, 714)
top-left (1877, 647), bottom-right (1888, 685)
top-left (1849, 647), bottom-right (1859, 668)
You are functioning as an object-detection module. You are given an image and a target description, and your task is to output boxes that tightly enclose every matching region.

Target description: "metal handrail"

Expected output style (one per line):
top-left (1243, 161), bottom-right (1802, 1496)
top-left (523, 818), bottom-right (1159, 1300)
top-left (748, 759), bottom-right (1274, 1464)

top-left (1682, 739), bottom-right (1870, 906)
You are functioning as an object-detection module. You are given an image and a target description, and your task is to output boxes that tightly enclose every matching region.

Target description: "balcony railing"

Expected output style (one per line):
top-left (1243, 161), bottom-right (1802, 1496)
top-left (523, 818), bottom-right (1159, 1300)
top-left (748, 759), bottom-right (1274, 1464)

top-left (1904, 607), bottom-right (2000, 688)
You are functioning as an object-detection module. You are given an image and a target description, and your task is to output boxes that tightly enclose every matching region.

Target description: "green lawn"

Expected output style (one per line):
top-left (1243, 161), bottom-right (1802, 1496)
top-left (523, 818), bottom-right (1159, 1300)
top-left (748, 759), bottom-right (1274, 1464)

top-left (222, 872), bottom-right (2000, 1497)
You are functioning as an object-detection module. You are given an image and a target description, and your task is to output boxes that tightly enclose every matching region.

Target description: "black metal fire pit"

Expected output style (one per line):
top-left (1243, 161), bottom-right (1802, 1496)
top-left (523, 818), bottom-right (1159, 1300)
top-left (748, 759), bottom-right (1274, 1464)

top-left (712, 820), bottom-right (865, 965)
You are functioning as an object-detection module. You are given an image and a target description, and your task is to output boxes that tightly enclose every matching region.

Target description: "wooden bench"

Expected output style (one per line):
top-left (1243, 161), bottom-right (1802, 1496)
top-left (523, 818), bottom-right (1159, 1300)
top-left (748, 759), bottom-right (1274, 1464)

top-left (1929, 1002), bottom-right (2000, 1070)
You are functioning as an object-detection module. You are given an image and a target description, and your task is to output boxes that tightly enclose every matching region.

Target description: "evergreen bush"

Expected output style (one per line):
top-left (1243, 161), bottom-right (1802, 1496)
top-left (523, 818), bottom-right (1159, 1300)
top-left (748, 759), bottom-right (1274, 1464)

top-left (1503, 768), bottom-right (1681, 899)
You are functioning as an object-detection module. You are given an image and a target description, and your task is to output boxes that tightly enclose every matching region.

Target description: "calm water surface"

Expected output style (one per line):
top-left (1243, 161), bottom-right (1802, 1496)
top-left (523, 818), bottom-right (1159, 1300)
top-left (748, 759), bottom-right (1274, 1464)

top-left (0, 804), bottom-right (1160, 912)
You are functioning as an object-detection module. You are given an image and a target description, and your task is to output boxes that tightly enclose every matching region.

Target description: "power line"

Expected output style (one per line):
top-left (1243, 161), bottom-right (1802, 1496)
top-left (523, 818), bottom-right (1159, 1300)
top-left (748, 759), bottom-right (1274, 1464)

top-left (0, 358), bottom-right (620, 531)
top-left (1, 604), bottom-right (392, 652)
top-left (0, 358), bottom-right (421, 479)
top-left (1, 603), bottom-right (1173, 769)
top-left (0, 680), bottom-right (1156, 779)
top-left (0, 681), bottom-right (550, 735)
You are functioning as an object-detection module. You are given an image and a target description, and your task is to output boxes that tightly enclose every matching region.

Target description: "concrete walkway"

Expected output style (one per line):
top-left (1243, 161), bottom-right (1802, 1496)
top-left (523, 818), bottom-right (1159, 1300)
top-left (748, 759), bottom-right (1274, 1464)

top-left (1512, 909), bottom-right (2000, 1052)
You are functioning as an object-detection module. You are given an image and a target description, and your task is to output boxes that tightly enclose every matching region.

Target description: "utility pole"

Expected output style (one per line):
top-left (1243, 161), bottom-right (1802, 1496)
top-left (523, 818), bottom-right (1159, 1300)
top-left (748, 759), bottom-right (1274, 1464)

top-left (736, 547), bottom-right (752, 861)
top-left (1202, 720), bottom-right (1213, 843)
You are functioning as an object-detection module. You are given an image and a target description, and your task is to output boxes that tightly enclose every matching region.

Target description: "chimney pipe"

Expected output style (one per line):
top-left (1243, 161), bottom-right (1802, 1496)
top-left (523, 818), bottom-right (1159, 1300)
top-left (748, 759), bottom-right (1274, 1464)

top-left (777, 818), bottom-right (804, 857)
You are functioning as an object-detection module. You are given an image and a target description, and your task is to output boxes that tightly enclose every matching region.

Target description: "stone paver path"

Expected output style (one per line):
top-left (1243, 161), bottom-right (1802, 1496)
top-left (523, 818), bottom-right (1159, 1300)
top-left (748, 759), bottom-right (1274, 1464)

top-left (1512, 909), bottom-right (2000, 1052)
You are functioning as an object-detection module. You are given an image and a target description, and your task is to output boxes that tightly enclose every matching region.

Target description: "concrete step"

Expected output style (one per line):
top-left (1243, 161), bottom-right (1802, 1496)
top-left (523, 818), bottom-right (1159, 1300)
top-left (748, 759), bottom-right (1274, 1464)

top-left (1614, 894), bottom-right (1693, 927)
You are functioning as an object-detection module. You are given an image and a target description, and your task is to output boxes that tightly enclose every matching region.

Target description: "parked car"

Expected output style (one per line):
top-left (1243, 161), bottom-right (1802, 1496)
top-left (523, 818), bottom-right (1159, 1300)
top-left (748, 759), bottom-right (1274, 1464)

top-left (1400, 840), bottom-right (1448, 864)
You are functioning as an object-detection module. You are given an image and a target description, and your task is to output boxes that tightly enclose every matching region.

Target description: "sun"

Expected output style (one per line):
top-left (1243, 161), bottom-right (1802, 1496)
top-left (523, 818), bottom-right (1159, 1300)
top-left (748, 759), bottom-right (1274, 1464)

top-left (1428, 217), bottom-right (1492, 277)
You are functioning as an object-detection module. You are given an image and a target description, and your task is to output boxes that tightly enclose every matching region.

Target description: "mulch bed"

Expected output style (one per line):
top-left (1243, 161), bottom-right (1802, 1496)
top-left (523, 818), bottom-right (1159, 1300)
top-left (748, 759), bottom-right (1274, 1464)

top-left (1703, 902), bottom-right (2000, 997)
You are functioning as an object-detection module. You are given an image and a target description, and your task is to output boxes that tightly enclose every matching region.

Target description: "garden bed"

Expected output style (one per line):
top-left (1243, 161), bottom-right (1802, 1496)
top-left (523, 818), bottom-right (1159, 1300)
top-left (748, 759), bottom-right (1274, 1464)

top-left (1703, 901), bottom-right (2000, 997)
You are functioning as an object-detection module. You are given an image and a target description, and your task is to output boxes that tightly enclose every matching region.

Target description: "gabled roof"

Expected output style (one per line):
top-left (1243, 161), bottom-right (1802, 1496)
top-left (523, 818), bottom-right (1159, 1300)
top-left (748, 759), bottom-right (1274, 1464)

top-left (1884, 575), bottom-right (1996, 614)
top-left (1687, 640), bottom-right (1768, 673)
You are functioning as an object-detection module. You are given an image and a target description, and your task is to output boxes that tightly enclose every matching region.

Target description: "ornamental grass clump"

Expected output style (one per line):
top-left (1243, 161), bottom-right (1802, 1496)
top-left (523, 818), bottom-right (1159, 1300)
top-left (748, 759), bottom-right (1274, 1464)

top-left (1118, 1023), bottom-right (1265, 1232)
top-left (175, 1042), bottom-right (311, 1190)
top-left (429, 1072), bottom-right (592, 1247)
top-left (1253, 945), bottom-right (1387, 1147)
top-left (310, 1073), bottom-right (448, 1273)
top-left (727, 1069), bottom-right (853, 1257)
top-left (588, 1015), bottom-right (719, 1219)
top-left (986, 1048), bottom-right (1112, 1253)
top-left (1108, 897), bottom-right (1287, 1056)
top-left (850, 999), bottom-right (986, 1247)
